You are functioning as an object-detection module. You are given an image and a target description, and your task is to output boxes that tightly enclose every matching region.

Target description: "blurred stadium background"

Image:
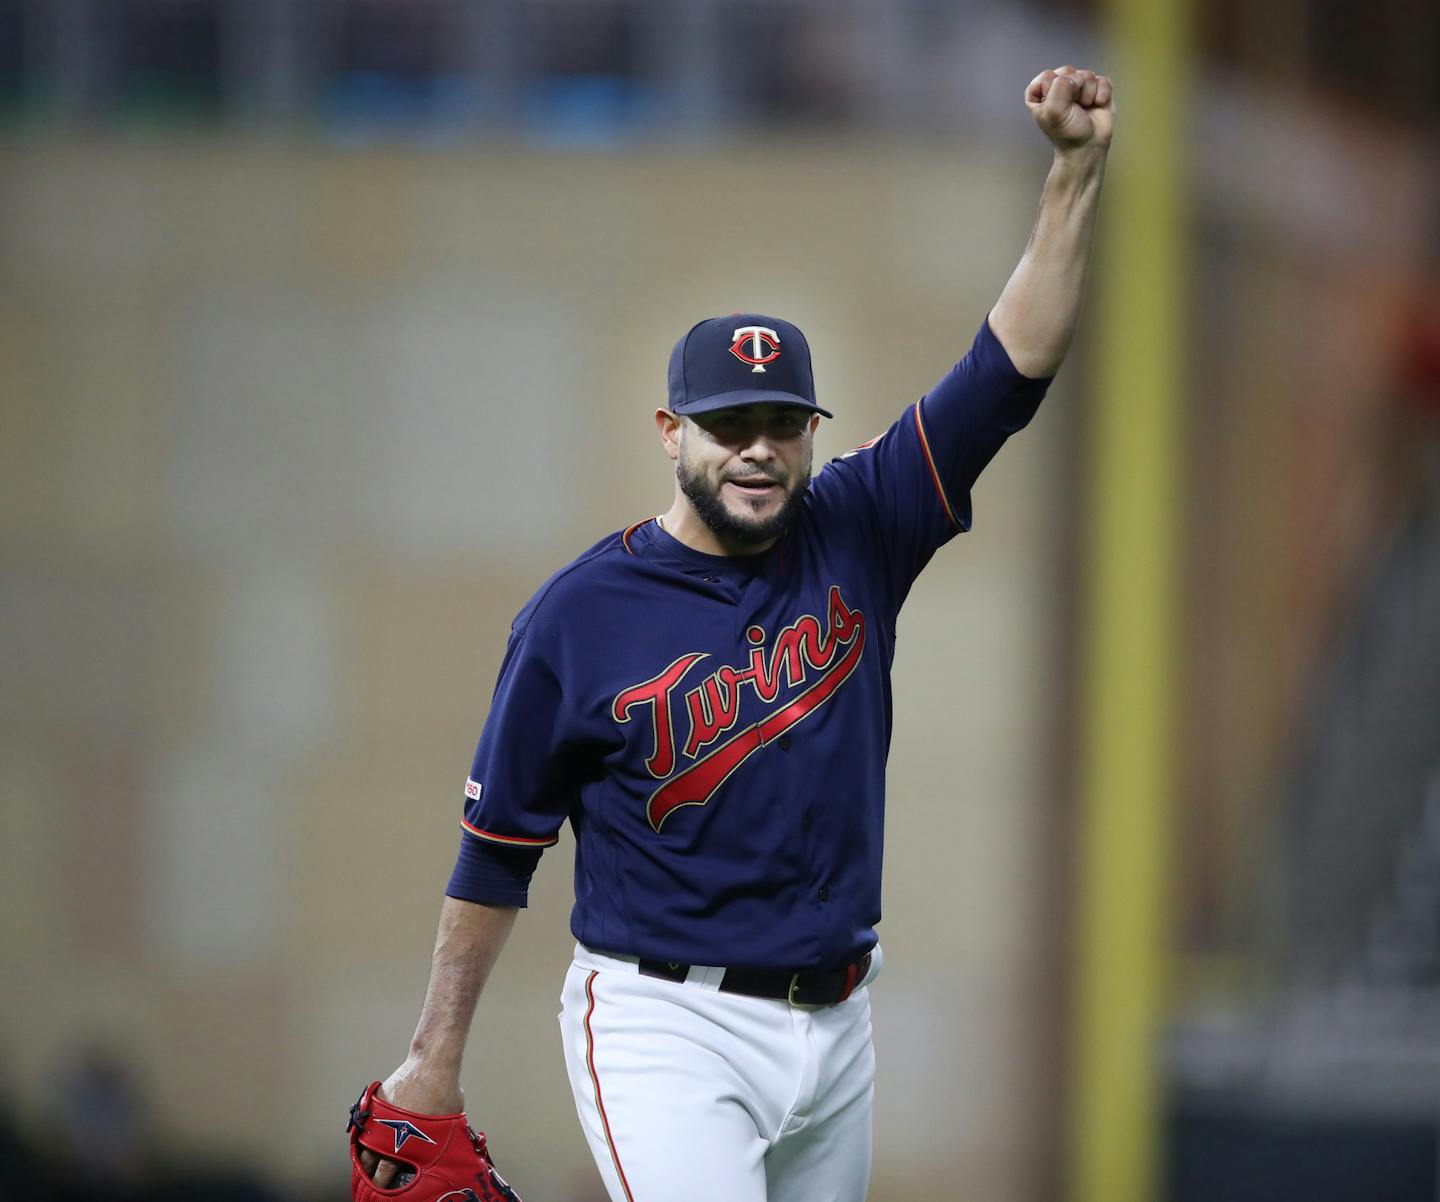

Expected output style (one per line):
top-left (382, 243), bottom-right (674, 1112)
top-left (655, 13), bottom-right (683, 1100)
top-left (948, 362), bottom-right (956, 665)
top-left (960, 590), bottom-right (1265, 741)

top-left (2, 1), bottom-right (1439, 1200)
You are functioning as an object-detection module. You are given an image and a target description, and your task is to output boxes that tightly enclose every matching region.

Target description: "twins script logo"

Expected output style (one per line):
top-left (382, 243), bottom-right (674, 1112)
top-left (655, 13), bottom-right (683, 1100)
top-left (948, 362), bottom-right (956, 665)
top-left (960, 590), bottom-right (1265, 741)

top-left (612, 585), bottom-right (865, 831)
top-left (730, 325), bottom-right (781, 373)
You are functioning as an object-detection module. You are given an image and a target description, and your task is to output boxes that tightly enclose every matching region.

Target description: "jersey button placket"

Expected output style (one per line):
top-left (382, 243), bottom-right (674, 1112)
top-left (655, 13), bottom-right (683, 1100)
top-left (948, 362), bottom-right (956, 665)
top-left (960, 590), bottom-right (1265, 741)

top-left (818, 887), bottom-right (830, 902)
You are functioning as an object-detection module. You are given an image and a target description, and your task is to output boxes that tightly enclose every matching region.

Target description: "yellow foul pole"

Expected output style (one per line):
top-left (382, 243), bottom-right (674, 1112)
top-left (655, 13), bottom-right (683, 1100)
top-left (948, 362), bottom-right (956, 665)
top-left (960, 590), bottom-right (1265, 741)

top-left (1069, 0), bottom-right (1190, 1198)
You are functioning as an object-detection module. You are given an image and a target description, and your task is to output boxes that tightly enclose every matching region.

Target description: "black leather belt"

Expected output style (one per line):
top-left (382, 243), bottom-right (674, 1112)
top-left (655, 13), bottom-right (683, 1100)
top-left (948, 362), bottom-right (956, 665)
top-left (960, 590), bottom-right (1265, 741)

top-left (638, 949), bottom-right (873, 1008)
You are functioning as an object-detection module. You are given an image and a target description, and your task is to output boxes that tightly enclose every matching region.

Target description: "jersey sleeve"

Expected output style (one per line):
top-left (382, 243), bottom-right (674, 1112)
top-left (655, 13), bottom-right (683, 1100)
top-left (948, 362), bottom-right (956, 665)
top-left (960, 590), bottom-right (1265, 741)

top-left (445, 624), bottom-right (578, 907)
top-left (813, 318), bottom-right (1051, 606)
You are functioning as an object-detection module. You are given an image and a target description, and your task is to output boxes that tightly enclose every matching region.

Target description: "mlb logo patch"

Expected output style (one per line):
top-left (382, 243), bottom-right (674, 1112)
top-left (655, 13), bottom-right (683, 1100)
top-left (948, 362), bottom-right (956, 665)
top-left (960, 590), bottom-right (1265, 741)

top-left (464, 778), bottom-right (482, 801)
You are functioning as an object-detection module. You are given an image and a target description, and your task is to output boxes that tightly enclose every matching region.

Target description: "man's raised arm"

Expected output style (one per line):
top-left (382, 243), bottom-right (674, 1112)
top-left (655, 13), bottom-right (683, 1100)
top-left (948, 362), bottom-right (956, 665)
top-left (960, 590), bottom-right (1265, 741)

top-left (988, 66), bottom-right (1115, 379)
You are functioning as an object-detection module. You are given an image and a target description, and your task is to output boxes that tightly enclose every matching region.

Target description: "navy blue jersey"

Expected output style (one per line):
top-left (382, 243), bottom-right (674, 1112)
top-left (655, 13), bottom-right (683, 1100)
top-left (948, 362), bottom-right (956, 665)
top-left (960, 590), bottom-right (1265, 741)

top-left (446, 319), bottom-right (1050, 971)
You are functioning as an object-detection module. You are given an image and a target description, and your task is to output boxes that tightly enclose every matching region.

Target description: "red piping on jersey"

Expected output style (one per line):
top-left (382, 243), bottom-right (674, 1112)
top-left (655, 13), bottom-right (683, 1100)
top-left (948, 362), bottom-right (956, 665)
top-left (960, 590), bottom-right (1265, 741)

top-left (459, 818), bottom-right (559, 848)
top-left (852, 432), bottom-right (884, 452)
top-left (912, 402), bottom-right (962, 530)
top-left (584, 971), bottom-right (637, 1202)
top-left (620, 518), bottom-right (656, 555)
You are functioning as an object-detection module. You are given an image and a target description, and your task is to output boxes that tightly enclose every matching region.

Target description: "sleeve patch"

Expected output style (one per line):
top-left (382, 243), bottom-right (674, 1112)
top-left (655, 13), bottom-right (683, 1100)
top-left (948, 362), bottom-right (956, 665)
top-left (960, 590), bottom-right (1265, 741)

top-left (464, 778), bottom-right (482, 801)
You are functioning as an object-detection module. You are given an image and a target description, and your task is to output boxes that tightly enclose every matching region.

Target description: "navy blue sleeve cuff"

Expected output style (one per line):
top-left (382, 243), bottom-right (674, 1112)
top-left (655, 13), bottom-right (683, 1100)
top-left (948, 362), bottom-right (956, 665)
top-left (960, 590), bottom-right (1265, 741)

top-left (914, 320), bottom-right (1053, 509)
top-left (445, 834), bottom-right (545, 908)
top-left (978, 316), bottom-right (1054, 397)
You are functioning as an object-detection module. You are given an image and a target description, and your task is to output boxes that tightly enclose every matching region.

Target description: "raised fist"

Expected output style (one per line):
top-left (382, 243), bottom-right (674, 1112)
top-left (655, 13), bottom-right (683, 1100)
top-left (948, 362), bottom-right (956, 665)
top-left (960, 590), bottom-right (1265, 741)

top-left (1026, 66), bottom-right (1114, 151)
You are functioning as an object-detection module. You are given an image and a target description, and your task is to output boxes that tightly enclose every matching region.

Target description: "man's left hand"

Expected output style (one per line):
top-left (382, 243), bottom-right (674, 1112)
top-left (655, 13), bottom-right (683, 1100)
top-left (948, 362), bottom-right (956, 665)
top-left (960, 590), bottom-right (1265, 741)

top-left (1026, 66), bottom-right (1114, 153)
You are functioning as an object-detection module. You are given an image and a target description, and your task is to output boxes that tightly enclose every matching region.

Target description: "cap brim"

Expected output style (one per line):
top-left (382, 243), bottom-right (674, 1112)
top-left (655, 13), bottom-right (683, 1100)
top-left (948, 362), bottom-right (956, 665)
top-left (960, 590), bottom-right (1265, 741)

top-left (671, 388), bottom-right (833, 419)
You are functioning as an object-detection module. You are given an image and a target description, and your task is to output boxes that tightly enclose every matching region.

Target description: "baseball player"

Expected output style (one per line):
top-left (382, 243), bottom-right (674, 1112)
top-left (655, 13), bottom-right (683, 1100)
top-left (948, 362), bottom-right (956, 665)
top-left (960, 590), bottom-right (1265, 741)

top-left (351, 66), bottom-right (1113, 1202)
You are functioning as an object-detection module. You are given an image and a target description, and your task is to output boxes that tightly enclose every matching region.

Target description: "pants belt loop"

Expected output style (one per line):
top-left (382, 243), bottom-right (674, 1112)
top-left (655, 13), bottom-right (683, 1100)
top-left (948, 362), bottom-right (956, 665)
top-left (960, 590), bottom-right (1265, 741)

top-left (693, 964), bottom-right (725, 990)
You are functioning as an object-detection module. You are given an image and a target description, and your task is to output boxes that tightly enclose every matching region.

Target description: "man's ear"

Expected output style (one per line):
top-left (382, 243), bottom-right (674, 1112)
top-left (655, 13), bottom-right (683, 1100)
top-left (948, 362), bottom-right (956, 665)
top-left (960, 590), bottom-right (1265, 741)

top-left (655, 409), bottom-right (682, 462)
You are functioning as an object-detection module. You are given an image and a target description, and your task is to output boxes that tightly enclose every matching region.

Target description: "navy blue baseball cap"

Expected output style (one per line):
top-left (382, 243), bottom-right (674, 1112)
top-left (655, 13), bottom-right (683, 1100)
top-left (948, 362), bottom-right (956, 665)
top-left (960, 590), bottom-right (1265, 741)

top-left (667, 313), bottom-right (833, 418)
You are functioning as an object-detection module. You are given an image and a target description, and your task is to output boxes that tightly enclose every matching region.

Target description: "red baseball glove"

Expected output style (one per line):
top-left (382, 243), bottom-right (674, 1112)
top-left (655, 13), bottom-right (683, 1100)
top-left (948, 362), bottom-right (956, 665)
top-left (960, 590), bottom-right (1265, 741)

top-left (348, 1080), bottom-right (522, 1202)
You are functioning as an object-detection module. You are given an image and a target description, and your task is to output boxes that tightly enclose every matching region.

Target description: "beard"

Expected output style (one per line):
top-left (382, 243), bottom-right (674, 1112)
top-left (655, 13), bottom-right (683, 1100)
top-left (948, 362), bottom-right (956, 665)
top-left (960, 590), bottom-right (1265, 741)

top-left (676, 458), bottom-right (810, 549)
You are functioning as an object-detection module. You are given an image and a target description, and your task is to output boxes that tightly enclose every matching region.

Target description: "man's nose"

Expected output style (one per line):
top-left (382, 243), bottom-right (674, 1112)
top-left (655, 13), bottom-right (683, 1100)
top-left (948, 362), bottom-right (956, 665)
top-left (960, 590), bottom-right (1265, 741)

top-left (739, 432), bottom-right (778, 461)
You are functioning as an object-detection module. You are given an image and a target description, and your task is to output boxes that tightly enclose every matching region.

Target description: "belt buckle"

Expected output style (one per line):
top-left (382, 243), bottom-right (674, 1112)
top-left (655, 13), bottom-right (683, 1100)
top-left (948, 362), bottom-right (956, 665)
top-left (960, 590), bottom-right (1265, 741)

top-left (787, 972), bottom-right (826, 1010)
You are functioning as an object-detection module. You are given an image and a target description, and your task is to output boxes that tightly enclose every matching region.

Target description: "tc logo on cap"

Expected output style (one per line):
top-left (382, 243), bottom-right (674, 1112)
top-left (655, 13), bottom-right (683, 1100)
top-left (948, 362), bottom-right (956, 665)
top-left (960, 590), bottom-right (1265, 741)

top-left (730, 326), bottom-right (781, 373)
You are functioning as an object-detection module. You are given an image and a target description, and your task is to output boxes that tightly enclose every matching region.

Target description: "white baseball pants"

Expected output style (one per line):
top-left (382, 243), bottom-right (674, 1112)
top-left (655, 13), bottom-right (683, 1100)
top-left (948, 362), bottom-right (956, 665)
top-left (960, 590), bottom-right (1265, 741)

top-left (558, 944), bottom-right (879, 1202)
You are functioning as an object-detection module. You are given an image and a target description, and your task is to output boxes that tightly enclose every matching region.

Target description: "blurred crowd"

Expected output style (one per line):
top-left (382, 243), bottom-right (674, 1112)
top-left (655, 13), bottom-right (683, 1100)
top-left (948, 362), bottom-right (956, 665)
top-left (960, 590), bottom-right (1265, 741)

top-left (0, 0), bottom-right (1073, 140)
top-left (0, 1047), bottom-right (315, 1202)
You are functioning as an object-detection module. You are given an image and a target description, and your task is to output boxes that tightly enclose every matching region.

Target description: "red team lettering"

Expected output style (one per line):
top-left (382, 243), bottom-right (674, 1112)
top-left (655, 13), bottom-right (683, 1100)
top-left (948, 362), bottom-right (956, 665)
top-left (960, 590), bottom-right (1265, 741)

top-left (612, 652), bottom-right (710, 778)
top-left (612, 586), bottom-right (867, 831)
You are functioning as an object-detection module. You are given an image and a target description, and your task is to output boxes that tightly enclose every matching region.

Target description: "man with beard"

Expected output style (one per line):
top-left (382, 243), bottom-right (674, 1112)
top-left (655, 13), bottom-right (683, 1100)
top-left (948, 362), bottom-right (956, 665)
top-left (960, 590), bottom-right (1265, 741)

top-left (355, 64), bottom-right (1113, 1202)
